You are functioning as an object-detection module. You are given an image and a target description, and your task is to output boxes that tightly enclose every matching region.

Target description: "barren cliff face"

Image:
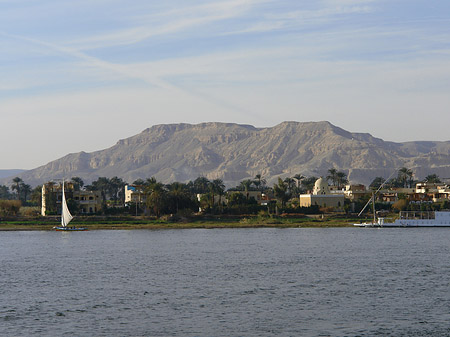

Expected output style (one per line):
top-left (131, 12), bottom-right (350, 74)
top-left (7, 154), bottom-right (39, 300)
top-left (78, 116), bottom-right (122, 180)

top-left (8, 121), bottom-right (450, 187)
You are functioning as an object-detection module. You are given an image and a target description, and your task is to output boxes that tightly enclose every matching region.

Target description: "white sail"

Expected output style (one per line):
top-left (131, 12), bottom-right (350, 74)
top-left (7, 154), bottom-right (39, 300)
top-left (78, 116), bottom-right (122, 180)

top-left (61, 181), bottom-right (73, 227)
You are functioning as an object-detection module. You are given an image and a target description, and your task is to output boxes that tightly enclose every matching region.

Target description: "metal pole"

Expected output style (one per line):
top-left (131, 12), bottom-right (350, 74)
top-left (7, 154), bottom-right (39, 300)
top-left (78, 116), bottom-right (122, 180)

top-left (372, 192), bottom-right (376, 224)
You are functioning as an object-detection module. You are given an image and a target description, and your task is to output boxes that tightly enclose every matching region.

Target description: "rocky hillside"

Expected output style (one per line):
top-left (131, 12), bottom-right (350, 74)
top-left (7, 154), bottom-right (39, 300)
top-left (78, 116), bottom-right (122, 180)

top-left (4, 121), bottom-right (450, 187)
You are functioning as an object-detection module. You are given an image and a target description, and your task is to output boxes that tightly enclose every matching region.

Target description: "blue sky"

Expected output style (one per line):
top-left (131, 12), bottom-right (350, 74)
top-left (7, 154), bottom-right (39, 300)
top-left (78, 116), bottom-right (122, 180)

top-left (1, 0), bottom-right (450, 169)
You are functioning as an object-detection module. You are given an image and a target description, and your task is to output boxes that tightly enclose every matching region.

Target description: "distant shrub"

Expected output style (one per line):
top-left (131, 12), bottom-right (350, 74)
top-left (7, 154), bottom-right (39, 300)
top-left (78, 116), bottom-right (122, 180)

top-left (392, 199), bottom-right (408, 212)
top-left (19, 206), bottom-right (40, 217)
top-left (0, 200), bottom-right (22, 216)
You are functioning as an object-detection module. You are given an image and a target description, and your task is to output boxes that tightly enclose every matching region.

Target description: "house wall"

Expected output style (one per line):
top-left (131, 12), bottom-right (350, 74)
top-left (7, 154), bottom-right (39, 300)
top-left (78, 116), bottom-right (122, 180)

top-left (300, 194), bottom-right (345, 209)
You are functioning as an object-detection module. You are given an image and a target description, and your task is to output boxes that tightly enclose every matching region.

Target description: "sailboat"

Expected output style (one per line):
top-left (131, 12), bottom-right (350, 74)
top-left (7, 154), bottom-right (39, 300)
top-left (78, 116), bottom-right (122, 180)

top-left (353, 191), bottom-right (381, 227)
top-left (53, 180), bottom-right (87, 231)
top-left (353, 171), bottom-right (396, 227)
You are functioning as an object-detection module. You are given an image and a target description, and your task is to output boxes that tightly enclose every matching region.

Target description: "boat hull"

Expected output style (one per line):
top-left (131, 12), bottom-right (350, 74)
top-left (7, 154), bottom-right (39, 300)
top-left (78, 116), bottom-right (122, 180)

top-left (382, 223), bottom-right (450, 227)
top-left (353, 223), bottom-right (380, 227)
top-left (53, 226), bottom-right (88, 231)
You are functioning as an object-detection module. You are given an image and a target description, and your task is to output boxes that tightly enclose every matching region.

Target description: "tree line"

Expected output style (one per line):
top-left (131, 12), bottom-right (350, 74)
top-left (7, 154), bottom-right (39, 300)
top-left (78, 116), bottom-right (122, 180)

top-left (1, 167), bottom-right (446, 218)
top-left (0, 171), bottom-right (342, 217)
top-left (368, 167), bottom-right (443, 189)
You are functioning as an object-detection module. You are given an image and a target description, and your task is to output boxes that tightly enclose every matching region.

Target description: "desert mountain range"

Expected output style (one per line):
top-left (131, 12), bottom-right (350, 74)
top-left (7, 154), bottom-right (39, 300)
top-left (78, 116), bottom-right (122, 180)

top-left (3, 121), bottom-right (450, 187)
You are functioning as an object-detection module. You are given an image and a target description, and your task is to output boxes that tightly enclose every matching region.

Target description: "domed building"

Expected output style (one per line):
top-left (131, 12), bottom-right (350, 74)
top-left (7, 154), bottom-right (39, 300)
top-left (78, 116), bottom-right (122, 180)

top-left (300, 177), bottom-right (345, 210)
top-left (313, 177), bottom-right (330, 195)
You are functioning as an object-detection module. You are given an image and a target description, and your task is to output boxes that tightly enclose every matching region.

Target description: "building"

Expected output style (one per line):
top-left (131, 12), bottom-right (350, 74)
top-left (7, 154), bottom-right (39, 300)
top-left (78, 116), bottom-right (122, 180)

top-left (125, 185), bottom-right (146, 204)
top-left (73, 190), bottom-right (102, 214)
top-left (299, 177), bottom-right (345, 210)
top-left (41, 182), bottom-right (102, 216)
top-left (344, 184), bottom-right (368, 200)
top-left (413, 182), bottom-right (450, 203)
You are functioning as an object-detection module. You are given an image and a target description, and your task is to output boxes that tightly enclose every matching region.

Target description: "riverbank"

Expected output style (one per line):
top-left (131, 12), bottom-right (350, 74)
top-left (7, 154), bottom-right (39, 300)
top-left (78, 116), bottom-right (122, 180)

top-left (0, 215), bottom-right (361, 230)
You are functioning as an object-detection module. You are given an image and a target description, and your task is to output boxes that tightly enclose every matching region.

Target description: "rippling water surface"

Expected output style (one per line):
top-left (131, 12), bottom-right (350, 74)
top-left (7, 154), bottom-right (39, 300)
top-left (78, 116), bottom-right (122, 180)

top-left (1, 228), bottom-right (450, 336)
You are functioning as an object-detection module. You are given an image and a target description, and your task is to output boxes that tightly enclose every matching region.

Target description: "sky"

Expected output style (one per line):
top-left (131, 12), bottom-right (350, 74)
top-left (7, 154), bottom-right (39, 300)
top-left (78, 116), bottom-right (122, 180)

top-left (1, 0), bottom-right (450, 169)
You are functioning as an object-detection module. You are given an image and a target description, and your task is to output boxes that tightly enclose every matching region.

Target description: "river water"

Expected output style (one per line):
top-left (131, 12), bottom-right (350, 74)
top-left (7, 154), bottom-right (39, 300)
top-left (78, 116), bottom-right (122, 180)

top-left (1, 228), bottom-right (450, 336)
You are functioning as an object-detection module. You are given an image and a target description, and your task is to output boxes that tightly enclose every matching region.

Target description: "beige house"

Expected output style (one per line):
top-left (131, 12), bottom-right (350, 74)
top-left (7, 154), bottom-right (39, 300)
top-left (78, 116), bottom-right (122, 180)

top-left (73, 190), bottom-right (102, 214)
top-left (412, 182), bottom-right (450, 203)
top-left (299, 177), bottom-right (345, 210)
top-left (344, 184), bottom-right (369, 200)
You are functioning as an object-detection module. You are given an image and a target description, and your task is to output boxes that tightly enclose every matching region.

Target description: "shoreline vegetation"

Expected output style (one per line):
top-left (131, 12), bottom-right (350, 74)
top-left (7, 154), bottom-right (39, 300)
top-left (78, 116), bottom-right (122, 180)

top-left (3, 168), bottom-right (444, 232)
top-left (0, 214), bottom-right (363, 231)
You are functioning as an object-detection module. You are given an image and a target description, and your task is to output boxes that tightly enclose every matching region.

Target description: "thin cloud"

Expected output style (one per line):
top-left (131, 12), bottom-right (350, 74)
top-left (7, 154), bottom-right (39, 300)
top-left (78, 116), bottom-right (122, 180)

top-left (225, 4), bottom-right (373, 35)
top-left (68, 0), bottom-right (271, 51)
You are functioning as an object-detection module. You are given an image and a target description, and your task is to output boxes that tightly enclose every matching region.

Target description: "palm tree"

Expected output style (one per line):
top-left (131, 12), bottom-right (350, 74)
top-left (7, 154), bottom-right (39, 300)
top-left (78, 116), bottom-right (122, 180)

top-left (168, 182), bottom-right (188, 213)
top-left (210, 179), bottom-right (225, 209)
top-left (398, 167), bottom-right (413, 188)
top-left (253, 174), bottom-right (266, 192)
top-left (132, 179), bottom-right (145, 186)
top-left (86, 177), bottom-right (111, 211)
top-left (302, 176), bottom-right (318, 193)
top-left (284, 177), bottom-right (296, 194)
top-left (71, 177), bottom-right (84, 191)
top-left (425, 174), bottom-right (441, 183)
top-left (326, 168), bottom-right (338, 186)
top-left (293, 174), bottom-right (304, 190)
top-left (11, 177), bottom-right (23, 200)
top-left (273, 178), bottom-right (290, 208)
top-left (145, 177), bottom-right (157, 187)
top-left (0, 185), bottom-right (11, 199)
top-left (239, 179), bottom-right (253, 200)
top-left (109, 176), bottom-right (126, 203)
top-left (20, 183), bottom-right (32, 203)
top-left (193, 176), bottom-right (210, 194)
top-left (30, 186), bottom-right (42, 206)
top-left (369, 177), bottom-right (386, 190)
top-left (145, 182), bottom-right (167, 218)
top-left (336, 171), bottom-right (348, 189)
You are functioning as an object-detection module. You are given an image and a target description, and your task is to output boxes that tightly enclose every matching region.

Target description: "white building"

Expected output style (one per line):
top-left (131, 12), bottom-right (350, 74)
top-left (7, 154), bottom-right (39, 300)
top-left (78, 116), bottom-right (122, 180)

top-left (124, 185), bottom-right (146, 204)
top-left (299, 177), bottom-right (345, 210)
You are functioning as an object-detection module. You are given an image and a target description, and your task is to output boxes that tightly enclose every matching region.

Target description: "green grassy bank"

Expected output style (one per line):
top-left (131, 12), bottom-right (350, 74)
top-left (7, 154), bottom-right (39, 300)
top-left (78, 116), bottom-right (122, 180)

top-left (0, 215), bottom-right (363, 230)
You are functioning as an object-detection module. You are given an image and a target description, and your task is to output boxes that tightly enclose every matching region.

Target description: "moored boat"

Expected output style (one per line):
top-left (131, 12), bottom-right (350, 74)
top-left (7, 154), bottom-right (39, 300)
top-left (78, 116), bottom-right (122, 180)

top-left (382, 211), bottom-right (450, 227)
top-left (354, 211), bottom-right (450, 228)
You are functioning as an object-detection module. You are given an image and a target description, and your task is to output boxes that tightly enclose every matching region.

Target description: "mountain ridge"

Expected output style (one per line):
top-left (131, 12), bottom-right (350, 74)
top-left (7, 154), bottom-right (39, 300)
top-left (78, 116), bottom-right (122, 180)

top-left (2, 121), bottom-right (450, 187)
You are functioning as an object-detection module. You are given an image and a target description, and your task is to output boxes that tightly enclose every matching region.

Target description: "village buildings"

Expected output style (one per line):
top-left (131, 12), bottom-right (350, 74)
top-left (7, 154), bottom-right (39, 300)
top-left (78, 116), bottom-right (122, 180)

top-left (40, 177), bottom-right (450, 216)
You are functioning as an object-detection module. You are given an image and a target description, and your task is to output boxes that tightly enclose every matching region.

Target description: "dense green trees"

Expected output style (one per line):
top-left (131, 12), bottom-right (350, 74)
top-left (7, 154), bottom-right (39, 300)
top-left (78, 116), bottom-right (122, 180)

top-left (301, 176), bottom-right (318, 192)
top-left (71, 177), bottom-right (84, 191)
top-left (145, 181), bottom-right (167, 218)
top-left (424, 174), bottom-right (441, 183)
top-left (326, 168), bottom-right (348, 189)
top-left (4, 167), bottom-right (447, 219)
top-left (9, 177), bottom-right (32, 203)
top-left (0, 178), bottom-right (34, 204)
top-left (369, 177), bottom-right (386, 190)
top-left (86, 176), bottom-right (126, 209)
top-left (0, 185), bottom-right (11, 199)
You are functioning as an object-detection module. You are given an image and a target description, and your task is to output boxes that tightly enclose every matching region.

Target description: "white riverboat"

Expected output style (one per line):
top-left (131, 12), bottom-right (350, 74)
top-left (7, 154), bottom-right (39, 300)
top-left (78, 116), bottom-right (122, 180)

top-left (355, 211), bottom-right (450, 227)
top-left (383, 211), bottom-right (450, 227)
